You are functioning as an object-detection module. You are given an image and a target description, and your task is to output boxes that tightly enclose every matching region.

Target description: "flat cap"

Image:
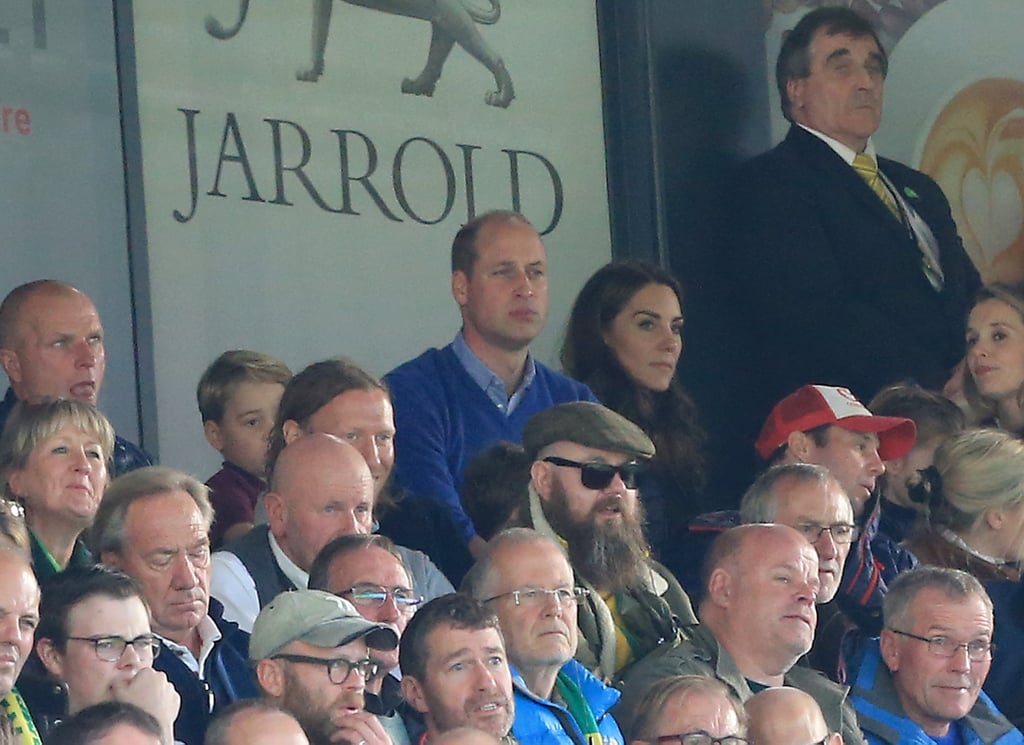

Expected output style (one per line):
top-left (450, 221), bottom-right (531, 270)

top-left (522, 401), bottom-right (655, 460)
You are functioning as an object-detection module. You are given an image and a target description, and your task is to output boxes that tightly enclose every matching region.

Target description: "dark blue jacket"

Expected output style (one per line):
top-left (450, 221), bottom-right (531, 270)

top-left (983, 580), bottom-right (1024, 730)
top-left (153, 598), bottom-right (258, 745)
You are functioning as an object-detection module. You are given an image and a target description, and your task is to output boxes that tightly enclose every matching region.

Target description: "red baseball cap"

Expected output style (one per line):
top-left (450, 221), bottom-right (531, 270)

top-left (756, 384), bottom-right (917, 461)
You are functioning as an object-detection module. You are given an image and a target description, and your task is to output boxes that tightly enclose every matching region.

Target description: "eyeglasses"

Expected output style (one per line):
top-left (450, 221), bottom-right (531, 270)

top-left (271, 654), bottom-right (381, 684)
top-left (794, 522), bottom-right (860, 545)
top-left (482, 587), bottom-right (591, 608)
top-left (67, 635), bottom-right (161, 663)
top-left (543, 456), bottom-right (643, 490)
top-left (889, 629), bottom-right (995, 661)
top-left (340, 584), bottom-right (424, 613)
top-left (645, 731), bottom-right (750, 745)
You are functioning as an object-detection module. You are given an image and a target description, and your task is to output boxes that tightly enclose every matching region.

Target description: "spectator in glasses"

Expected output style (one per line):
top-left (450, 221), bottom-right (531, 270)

top-left (627, 675), bottom-right (747, 745)
top-left (26, 566), bottom-right (179, 743)
top-left (250, 590), bottom-right (400, 745)
top-left (462, 528), bottom-right (624, 744)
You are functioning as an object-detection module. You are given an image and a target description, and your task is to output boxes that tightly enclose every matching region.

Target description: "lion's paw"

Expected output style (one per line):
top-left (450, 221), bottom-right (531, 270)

top-left (401, 76), bottom-right (437, 97)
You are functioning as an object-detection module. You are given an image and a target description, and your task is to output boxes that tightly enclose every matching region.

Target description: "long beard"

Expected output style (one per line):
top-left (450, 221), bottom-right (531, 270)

top-left (545, 484), bottom-right (651, 593)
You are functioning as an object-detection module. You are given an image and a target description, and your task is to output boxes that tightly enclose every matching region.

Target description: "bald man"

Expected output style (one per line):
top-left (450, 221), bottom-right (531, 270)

top-left (211, 434), bottom-right (376, 631)
top-left (0, 279), bottom-right (152, 476)
top-left (746, 687), bottom-right (841, 745)
top-left (614, 525), bottom-right (861, 745)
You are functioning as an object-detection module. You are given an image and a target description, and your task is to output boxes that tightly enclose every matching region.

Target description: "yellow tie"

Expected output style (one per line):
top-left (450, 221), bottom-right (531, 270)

top-left (852, 153), bottom-right (900, 218)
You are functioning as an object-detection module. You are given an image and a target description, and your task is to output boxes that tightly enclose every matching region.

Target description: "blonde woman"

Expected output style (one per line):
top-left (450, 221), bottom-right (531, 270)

top-left (905, 428), bottom-right (1024, 581)
top-left (0, 399), bottom-right (113, 578)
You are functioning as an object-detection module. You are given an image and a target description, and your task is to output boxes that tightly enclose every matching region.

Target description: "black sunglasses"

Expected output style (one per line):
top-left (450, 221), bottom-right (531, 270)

top-left (543, 456), bottom-right (643, 490)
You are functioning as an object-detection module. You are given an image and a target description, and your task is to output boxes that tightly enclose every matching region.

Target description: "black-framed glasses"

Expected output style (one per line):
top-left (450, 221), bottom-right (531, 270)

top-left (794, 522), bottom-right (860, 545)
top-left (271, 654), bottom-right (381, 684)
top-left (543, 456), bottom-right (643, 490)
top-left (340, 584), bottom-right (424, 613)
top-left (889, 629), bottom-right (995, 661)
top-left (67, 635), bottom-right (161, 663)
top-left (483, 587), bottom-right (591, 608)
top-left (646, 731), bottom-right (750, 745)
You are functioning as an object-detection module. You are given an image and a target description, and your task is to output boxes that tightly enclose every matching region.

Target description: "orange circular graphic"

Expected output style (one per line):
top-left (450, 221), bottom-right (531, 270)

top-left (920, 78), bottom-right (1024, 283)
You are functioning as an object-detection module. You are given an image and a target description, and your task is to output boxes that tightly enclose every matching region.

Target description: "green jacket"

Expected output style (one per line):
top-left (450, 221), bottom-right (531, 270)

top-left (613, 624), bottom-right (864, 745)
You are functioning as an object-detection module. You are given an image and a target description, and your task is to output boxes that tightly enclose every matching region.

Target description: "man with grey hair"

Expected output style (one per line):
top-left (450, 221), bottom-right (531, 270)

top-left (511, 401), bottom-right (695, 682)
top-left (740, 463), bottom-right (855, 605)
top-left (462, 527), bottom-right (624, 744)
top-left (94, 466), bottom-right (258, 745)
top-left (740, 464), bottom-right (861, 682)
top-left (850, 567), bottom-right (1021, 745)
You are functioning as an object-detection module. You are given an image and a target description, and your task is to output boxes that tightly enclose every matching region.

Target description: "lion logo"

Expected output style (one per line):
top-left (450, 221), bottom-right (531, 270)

top-left (205, 0), bottom-right (515, 108)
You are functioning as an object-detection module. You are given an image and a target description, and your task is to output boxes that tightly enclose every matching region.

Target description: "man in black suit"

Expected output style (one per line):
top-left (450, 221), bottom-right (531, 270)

top-left (720, 7), bottom-right (979, 417)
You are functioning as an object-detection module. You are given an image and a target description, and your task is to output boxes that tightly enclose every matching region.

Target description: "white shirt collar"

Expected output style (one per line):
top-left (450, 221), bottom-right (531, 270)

top-left (158, 614), bottom-right (222, 676)
top-left (269, 530), bottom-right (310, 589)
top-left (797, 123), bottom-right (877, 165)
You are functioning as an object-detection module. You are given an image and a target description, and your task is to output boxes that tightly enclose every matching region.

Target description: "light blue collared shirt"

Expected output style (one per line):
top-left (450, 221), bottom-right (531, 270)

top-left (452, 331), bottom-right (536, 416)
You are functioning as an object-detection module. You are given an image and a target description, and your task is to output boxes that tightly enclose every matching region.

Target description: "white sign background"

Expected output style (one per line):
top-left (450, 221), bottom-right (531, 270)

top-left (130, 1), bottom-right (613, 478)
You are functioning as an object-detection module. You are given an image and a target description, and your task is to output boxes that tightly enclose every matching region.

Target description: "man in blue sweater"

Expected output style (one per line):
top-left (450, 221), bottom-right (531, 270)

top-left (385, 210), bottom-right (595, 579)
top-left (462, 528), bottom-right (624, 745)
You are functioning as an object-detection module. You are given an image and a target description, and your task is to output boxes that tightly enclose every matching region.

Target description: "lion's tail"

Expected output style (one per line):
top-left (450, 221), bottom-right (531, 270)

top-left (466, 0), bottom-right (501, 25)
top-left (205, 0), bottom-right (251, 39)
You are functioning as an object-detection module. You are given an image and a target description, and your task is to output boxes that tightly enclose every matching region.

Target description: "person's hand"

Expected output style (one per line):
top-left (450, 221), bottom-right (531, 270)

top-left (111, 667), bottom-right (181, 745)
top-left (330, 710), bottom-right (392, 745)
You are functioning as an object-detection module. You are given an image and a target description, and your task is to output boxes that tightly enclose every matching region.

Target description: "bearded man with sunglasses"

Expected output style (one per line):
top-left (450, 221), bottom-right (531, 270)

top-left (511, 402), bottom-right (696, 683)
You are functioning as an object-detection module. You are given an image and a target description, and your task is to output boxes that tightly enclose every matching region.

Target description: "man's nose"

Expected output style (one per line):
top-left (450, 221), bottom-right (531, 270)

top-left (814, 529), bottom-right (839, 560)
top-left (73, 339), bottom-right (98, 367)
top-left (170, 553), bottom-right (199, 589)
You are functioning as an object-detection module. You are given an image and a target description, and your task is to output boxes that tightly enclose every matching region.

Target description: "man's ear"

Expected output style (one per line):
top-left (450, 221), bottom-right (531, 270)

top-left (401, 674), bottom-right (429, 715)
top-left (100, 550), bottom-right (122, 571)
top-left (36, 638), bottom-right (65, 680)
top-left (879, 628), bottom-right (901, 672)
top-left (786, 77), bottom-right (805, 117)
top-left (0, 348), bottom-right (20, 384)
top-left (452, 270), bottom-right (469, 307)
top-left (787, 430), bottom-right (814, 462)
top-left (705, 567), bottom-right (733, 608)
top-left (203, 420), bottom-right (224, 451)
top-left (256, 659), bottom-right (286, 698)
top-left (530, 460), bottom-right (553, 503)
top-left (265, 492), bottom-right (286, 535)
top-left (281, 420), bottom-right (303, 446)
